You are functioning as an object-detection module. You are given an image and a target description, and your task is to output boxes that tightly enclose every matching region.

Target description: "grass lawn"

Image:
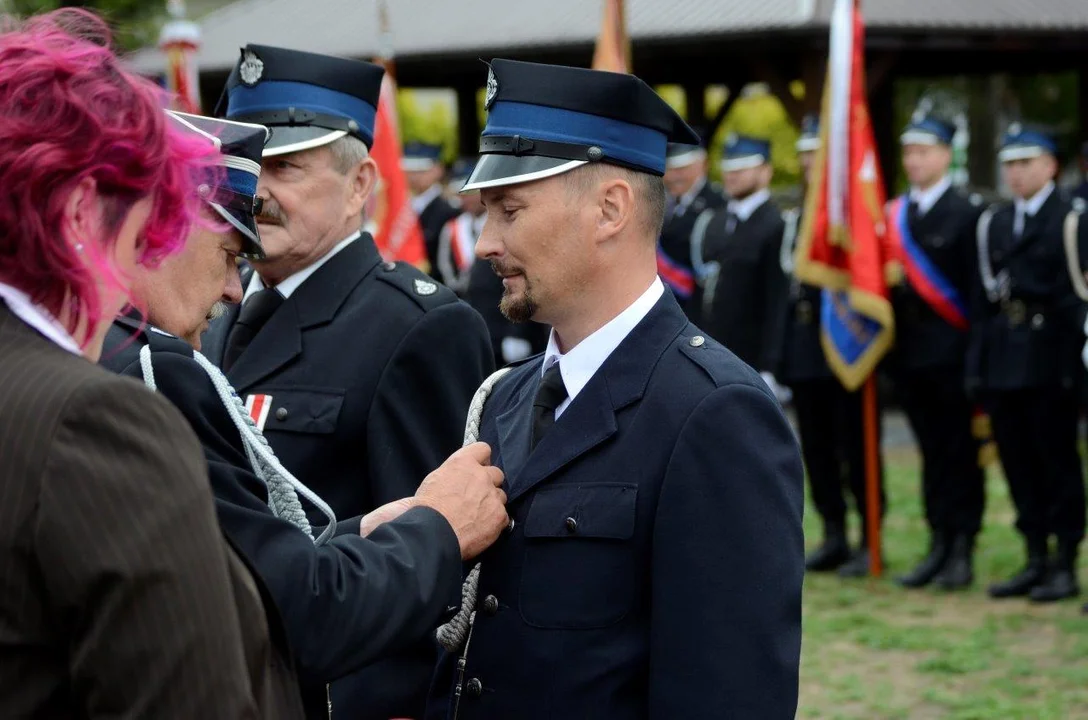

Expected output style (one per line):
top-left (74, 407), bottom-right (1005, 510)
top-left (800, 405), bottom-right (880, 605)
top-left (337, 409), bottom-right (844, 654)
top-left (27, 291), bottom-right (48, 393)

top-left (799, 446), bottom-right (1088, 719)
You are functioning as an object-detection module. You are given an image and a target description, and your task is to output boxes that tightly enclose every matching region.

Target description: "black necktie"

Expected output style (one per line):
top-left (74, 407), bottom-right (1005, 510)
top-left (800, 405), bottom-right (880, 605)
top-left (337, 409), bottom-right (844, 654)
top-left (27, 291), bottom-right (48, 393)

top-left (223, 288), bottom-right (284, 372)
top-left (907, 199), bottom-right (920, 226)
top-left (531, 364), bottom-right (568, 451)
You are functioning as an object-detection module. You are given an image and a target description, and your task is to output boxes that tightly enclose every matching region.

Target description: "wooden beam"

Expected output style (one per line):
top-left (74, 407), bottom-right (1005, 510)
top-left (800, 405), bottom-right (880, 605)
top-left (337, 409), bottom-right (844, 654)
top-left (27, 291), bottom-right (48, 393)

top-left (455, 84), bottom-right (480, 160)
top-left (706, 82), bottom-right (742, 143)
top-left (682, 83), bottom-right (707, 133)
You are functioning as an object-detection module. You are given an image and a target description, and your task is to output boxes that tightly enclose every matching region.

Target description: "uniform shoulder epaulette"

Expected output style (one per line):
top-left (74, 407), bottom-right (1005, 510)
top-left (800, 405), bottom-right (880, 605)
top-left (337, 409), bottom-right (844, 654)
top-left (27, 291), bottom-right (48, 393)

top-left (144, 326), bottom-right (195, 357)
top-left (676, 332), bottom-right (744, 387)
top-left (374, 260), bottom-right (459, 311)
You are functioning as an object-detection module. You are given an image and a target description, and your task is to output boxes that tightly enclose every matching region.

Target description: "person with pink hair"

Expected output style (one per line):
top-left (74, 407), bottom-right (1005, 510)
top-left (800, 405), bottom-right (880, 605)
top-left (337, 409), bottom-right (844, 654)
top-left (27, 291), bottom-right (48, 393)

top-left (0, 9), bottom-right (294, 718)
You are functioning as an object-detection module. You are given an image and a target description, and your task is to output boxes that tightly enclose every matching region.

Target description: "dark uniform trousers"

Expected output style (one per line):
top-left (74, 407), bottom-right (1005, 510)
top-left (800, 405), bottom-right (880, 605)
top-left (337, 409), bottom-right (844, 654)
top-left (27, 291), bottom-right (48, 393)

top-left (658, 180), bottom-right (725, 320)
top-left (426, 292), bottom-right (804, 720)
top-left (968, 192), bottom-right (1087, 548)
top-left (697, 199), bottom-right (789, 373)
top-left (101, 316), bottom-right (465, 720)
top-left (202, 234), bottom-right (494, 720)
top-left (780, 279), bottom-right (885, 537)
top-left (891, 189), bottom-right (986, 539)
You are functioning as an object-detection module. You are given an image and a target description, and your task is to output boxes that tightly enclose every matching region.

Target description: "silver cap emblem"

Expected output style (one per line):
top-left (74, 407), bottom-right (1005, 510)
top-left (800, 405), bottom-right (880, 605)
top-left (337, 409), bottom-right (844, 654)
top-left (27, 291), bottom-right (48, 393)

top-left (485, 67), bottom-right (499, 110)
top-left (239, 50), bottom-right (264, 86)
top-left (414, 279), bottom-right (438, 296)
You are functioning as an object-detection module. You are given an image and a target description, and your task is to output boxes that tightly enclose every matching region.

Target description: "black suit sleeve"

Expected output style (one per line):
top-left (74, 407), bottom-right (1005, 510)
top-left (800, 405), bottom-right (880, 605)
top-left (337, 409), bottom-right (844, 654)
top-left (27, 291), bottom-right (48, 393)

top-left (649, 382), bottom-right (804, 718)
top-left (759, 219), bottom-right (790, 373)
top-left (118, 353), bottom-right (463, 687)
top-left (367, 301), bottom-right (495, 505)
top-left (36, 378), bottom-right (259, 718)
top-left (965, 211), bottom-right (990, 392)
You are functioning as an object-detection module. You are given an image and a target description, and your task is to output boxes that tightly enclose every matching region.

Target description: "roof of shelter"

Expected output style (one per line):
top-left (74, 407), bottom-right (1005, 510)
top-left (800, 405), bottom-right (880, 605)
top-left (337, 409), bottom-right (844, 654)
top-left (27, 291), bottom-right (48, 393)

top-left (125, 0), bottom-right (1088, 75)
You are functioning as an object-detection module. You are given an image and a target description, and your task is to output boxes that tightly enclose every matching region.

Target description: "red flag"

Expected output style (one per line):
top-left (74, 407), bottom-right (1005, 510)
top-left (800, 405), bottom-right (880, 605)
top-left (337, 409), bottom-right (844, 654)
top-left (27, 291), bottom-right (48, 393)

top-left (794, 0), bottom-right (892, 577)
top-left (591, 0), bottom-right (631, 73)
top-left (368, 1), bottom-right (428, 269)
top-left (794, 0), bottom-right (894, 392)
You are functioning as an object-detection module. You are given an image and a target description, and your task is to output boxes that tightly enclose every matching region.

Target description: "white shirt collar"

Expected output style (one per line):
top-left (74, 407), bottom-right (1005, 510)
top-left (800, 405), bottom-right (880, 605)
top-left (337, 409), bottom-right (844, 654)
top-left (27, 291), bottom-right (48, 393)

top-left (1016, 181), bottom-right (1055, 217)
top-left (411, 184), bottom-right (444, 216)
top-left (542, 277), bottom-right (664, 418)
top-left (0, 281), bottom-right (82, 355)
top-left (909, 175), bottom-right (952, 216)
top-left (727, 188), bottom-right (771, 222)
top-left (673, 177), bottom-right (707, 216)
top-left (244, 231), bottom-right (360, 303)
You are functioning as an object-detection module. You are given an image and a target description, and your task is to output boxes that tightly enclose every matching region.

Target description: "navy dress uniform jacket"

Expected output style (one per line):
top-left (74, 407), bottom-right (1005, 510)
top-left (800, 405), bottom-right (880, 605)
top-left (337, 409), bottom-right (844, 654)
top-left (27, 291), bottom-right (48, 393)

top-left (967, 192), bottom-right (1085, 391)
top-left (698, 200), bottom-right (790, 373)
top-left (201, 234), bottom-right (494, 719)
top-left (889, 188), bottom-right (981, 373)
top-left (659, 180), bottom-right (726, 318)
top-left (101, 319), bottom-right (464, 720)
top-left (426, 292), bottom-right (805, 720)
top-left (422, 194), bottom-right (463, 280)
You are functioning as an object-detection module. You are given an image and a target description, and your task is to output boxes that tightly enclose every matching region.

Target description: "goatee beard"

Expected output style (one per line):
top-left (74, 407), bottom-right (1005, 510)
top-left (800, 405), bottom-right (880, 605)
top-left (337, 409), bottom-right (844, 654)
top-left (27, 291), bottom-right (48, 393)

top-left (499, 290), bottom-right (537, 324)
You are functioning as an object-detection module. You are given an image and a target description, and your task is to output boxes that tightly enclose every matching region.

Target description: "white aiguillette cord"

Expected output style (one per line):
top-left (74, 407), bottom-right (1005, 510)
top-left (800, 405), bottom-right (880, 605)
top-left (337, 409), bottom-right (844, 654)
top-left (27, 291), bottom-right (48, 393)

top-left (434, 366), bottom-right (512, 715)
top-left (139, 344), bottom-right (337, 545)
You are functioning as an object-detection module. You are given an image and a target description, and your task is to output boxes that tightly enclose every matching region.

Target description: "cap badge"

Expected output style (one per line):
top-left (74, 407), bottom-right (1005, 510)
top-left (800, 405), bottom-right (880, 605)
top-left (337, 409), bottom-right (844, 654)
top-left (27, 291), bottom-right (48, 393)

top-left (725, 132), bottom-right (738, 147)
top-left (1008, 122), bottom-right (1022, 137)
top-left (239, 49), bottom-right (265, 87)
top-left (485, 66), bottom-right (499, 111)
top-left (414, 279), bottom-right (438, 296)
top-left (911, 108), bottom-right (925, 123)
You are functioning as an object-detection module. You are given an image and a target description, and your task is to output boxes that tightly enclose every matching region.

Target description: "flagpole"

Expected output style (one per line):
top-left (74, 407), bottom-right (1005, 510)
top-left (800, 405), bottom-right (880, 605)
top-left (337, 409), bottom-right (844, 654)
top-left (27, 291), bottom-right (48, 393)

top-left (863, 375), bottom-right (882, 577)
top-left (855, 0), bottom-right (882, 579)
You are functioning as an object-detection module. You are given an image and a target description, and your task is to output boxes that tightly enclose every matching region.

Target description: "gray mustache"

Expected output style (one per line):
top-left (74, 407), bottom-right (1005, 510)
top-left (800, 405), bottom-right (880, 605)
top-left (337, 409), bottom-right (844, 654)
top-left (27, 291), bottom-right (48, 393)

top-left (207, 301), bottom-right (228, 321)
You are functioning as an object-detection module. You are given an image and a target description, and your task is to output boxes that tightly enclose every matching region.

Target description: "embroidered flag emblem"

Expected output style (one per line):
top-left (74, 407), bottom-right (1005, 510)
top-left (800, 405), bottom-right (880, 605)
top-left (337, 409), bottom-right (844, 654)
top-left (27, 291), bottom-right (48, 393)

top-left (245, 394), bottom-right (273, 431)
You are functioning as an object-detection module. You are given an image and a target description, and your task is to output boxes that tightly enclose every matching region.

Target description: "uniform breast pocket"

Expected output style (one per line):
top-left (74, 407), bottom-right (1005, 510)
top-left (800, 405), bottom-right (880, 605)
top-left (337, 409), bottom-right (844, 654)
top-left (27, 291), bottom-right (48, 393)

top-left (519, 483), bottom-right (638, 630)
top-left (258, 387), bottom-right (345, 435)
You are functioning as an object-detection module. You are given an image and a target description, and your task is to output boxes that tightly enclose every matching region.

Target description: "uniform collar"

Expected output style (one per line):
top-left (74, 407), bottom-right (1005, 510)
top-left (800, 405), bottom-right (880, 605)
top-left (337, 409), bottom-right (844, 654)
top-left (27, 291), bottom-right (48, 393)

top-left (909, 175), bottom-right (952, 217)
top-left (1015, 181), bottom-right (1055, 217)
top-left (727, 188), bottom-right (771, 222)
top-left (673, 177), bottom-right (707, 215)
top-left (411, 183), bottom-right (444, 216)
top-left (244, 230), bottom-right (361, 302)
top-left (542, 277), bottom-right (664, 416)
top-left (0, 281), bottom-right (81, 355)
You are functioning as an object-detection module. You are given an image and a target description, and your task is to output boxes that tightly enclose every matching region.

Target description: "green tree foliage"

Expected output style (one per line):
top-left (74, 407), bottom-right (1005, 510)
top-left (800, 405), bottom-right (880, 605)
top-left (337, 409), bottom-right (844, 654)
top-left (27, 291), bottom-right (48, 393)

top-left (657, 83), bottom-right (801, 188)
top-left (8, 0), bottom-right (171, 50)
top-left (397, 88), bottom-right (459, 164)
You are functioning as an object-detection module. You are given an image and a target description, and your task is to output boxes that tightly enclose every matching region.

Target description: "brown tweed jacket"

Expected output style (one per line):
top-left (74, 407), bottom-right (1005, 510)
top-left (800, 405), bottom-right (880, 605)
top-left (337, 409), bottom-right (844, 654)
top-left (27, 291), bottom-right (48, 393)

top-left (0, 303), bottom-right (304, 719)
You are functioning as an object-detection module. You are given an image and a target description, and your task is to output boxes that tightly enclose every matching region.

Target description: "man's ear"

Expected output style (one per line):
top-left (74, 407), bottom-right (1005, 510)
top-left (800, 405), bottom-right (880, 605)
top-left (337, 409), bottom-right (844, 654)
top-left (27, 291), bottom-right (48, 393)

top-left (597, 176), bottom-right (635, 242)
top-left (347, 157), bottom-right (379, 218)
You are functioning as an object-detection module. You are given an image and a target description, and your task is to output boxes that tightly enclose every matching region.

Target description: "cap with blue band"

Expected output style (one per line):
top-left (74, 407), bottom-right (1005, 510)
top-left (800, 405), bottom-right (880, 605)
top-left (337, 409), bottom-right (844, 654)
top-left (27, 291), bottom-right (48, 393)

top-left (402, 142), bottom-right (444, 172)
top-left (721, 134), bottom-right (771, 172)
top-left (461, 59), bottom-right (698, 192)
top-left (796, 114), bottom-right (821, 153)
top-left (166, 110), bottom-right (269, 259)
top-left (901, 107), bottom-right (956, 147)
top-left (217, 44), bottom-right (384, 157)
top-left (998, 122), bottom-right (1058, 162)
top-left (666, 141), bottom-right (707, 170)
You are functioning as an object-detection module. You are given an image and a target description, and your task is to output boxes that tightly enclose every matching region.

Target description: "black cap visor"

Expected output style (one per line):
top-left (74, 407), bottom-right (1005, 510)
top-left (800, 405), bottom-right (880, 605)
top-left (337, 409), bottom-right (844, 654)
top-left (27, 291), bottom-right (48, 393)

top-left (460, 154), bottom-right (586, 192)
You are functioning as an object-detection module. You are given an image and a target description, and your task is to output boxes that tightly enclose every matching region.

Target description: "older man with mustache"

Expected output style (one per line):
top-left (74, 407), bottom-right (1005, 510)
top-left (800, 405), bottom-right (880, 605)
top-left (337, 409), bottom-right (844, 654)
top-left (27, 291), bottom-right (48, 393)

top-left (100, 112), bottom-right (511, 720)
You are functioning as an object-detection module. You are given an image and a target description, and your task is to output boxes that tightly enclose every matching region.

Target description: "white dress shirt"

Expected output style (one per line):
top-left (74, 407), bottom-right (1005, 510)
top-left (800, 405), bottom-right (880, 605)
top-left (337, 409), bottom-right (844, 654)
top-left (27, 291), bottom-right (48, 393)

top-left (1013, 181), bottom-right (1055, 237)
top-left (410, 184), bottom-right (444, 217)
top-left (541, 277), bottom-right (664, 418)
top-left (727, 188), bottom-right (771, 222)
top-left (671, 177), bottom-right (707, 218)
top-left (0, 281), bottom-right (82, 355)
top-left (243, 231), bottom-right (360, 303)
top-left (909, 175), bottom-right (952, 217)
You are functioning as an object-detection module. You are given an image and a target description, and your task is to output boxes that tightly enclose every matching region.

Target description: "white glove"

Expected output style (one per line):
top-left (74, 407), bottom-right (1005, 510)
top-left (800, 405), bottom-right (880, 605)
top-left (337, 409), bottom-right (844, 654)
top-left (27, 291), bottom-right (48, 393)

top-left (501, 337), bottom-right (533, 364)
top-left (760, 371), bottom-right (792, 405)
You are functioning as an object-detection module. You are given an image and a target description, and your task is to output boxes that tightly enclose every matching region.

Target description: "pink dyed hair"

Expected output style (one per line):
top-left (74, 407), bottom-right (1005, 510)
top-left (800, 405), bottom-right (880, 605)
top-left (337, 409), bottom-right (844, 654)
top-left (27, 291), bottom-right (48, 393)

top-left (0, 8), bottom-right (219, 344)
